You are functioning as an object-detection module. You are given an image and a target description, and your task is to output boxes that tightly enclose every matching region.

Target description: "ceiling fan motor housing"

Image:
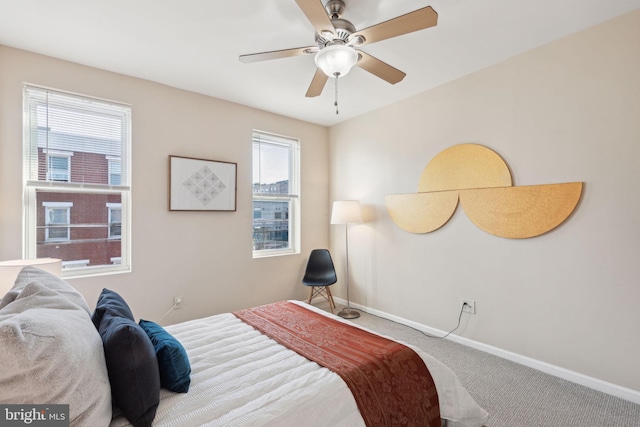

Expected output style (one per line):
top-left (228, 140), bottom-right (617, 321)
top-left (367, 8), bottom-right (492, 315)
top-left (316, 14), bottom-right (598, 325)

top-left (316, 0), bottom-right (356, 47)
top-left (316, 17), bottom-right (355, 47)
top-left (325, 0), bottom-right (346, 19)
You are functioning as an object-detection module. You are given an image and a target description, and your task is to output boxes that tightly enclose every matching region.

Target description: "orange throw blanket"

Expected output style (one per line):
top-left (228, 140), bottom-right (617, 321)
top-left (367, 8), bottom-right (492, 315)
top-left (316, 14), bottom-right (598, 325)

top-left (234, 301), bottom-right (440, 427)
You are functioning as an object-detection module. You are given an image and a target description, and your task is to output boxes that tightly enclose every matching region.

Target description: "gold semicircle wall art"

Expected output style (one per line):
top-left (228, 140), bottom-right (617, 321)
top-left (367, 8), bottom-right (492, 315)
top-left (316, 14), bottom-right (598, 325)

top-left (385, 144), bottom-right (583, 239)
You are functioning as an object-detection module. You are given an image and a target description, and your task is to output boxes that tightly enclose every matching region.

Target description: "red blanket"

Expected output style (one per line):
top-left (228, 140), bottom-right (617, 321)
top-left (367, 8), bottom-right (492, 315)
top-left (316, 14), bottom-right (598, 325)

top-left (234, 301), bottom-right (440, 427)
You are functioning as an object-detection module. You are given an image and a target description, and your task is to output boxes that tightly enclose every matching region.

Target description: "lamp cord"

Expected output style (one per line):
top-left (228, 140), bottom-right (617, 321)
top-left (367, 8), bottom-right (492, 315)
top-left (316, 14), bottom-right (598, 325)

top-left (431, 304), bottom-right (466, 339)
top-left (365, 303), bottom-right (467, 340)
top-left (159, 303), bottom-right (177, 323)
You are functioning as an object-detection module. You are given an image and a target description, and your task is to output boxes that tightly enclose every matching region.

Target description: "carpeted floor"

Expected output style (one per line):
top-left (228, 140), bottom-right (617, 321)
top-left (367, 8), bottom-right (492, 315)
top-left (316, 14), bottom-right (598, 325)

top-left (317, 302), bottom-right (640, 427)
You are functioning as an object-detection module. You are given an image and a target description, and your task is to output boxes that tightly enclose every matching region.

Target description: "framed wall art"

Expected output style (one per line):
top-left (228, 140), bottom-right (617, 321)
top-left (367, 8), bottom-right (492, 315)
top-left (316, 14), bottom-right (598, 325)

top-left (169, 155), bottom-right (237, 211)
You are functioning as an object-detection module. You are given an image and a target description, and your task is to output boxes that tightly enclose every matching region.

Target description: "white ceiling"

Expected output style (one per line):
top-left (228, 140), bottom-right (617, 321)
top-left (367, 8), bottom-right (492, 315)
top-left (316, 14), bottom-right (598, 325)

top-left (1, 0), bottom-right (639, 127)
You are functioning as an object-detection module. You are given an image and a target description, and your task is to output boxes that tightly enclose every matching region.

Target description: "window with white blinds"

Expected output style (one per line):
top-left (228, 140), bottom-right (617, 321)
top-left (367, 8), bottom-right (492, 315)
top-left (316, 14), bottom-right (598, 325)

top-left (252, 131), bottom-right (300, 257)
top-left (23, 85), bottom-right (131, 277)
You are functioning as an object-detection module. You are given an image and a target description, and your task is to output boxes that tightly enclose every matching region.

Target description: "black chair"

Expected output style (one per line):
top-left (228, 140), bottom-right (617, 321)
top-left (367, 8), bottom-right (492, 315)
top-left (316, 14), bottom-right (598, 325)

top-left (302, 249), bottom-right (337, 313)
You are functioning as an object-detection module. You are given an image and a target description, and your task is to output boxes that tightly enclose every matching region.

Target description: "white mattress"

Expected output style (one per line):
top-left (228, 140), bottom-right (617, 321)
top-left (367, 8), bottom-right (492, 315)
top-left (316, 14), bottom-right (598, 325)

top-left (110, 301), bottom-right (488, 427)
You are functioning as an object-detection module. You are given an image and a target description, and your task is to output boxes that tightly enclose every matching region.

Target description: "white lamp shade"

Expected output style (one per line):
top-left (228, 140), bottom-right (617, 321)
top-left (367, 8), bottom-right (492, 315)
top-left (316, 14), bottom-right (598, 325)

top-left (315, 45), bottom-right (359, 78)
top-left (0, 258), bottom-right (62, 295)
top-left (331, 200), bottom-right (363, 224)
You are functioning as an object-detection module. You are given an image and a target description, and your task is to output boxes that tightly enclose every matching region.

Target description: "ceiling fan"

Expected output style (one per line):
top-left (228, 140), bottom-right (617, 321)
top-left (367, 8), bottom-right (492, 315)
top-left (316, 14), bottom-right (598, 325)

top-left (239, 0), bottom-right (438, 99)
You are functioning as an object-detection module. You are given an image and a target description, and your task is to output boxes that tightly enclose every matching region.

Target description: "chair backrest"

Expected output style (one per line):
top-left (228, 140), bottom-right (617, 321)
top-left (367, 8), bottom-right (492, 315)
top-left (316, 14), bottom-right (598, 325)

top-left (302, 249), bottom-right (337, 287)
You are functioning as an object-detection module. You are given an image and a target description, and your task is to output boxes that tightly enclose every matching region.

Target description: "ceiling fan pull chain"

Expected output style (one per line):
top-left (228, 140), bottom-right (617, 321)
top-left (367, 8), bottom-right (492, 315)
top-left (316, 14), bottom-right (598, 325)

top-left (334, 72), bottom-right (340, 114)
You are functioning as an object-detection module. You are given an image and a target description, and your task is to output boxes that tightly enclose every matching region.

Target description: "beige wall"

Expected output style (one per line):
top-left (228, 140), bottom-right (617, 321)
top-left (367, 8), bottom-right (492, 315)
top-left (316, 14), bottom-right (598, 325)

top-left (0, 45), bottom-right (330, 324)
top-left (329, 10), bottom-right (640, 392)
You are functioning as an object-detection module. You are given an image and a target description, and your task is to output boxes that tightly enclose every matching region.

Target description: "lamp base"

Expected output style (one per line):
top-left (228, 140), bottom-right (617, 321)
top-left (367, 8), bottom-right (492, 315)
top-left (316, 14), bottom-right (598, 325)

top-left (337, 307), bottom-right (360, 319)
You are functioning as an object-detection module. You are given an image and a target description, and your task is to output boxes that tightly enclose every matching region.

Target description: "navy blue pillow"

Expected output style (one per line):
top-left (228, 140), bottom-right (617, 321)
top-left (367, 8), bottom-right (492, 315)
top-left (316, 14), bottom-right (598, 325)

top-left (92, 287), bottom-right (135, 328)
top-left (139, 319), bottom-right (191, 393)
top-left (92, 289), bottom-right (160, 427)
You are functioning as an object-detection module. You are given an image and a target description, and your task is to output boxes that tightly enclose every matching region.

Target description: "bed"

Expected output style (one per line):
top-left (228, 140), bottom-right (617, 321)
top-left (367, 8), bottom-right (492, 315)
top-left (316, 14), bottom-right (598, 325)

top-left (0, 267), bottom-right (488, 427)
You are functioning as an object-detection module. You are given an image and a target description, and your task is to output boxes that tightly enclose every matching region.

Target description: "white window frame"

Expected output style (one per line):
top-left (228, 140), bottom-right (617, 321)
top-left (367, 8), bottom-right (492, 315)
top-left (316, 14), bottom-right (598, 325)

top-left (42, 201), bottom-right (72, 242)
top-left (23, 85), bottom-right (132, 278)
top-left (252, 131), bottom-right (300, 258)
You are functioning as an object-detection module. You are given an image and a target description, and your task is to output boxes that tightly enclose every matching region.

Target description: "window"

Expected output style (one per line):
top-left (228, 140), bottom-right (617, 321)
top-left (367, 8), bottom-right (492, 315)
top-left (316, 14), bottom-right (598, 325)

top-left (46, 152), bottom-right (71, 182)
top-left (62, 259), bottom-right (90, 269)
top-left (43, 202), bottom-right (72, 241)
top-left (24, 85), bottom-right (131, 277)
top-left (252, 131), bottom-right (300, 257)
top-left (108, 157), bottom-right (122, 185)
top-left (107, 203), bottom-right (122, 239)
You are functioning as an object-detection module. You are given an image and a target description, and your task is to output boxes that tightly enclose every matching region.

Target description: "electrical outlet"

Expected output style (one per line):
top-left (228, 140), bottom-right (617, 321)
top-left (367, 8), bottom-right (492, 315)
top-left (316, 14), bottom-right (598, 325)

top-left (174, 296), bottom-right (183, 309)
top-left (461, 299), bottom-right (476, 314)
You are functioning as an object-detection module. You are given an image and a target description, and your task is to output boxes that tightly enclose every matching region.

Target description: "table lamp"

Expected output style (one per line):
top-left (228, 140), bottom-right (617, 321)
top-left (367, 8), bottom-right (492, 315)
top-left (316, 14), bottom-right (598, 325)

top-left (0, 258), bottom-right (63, 296)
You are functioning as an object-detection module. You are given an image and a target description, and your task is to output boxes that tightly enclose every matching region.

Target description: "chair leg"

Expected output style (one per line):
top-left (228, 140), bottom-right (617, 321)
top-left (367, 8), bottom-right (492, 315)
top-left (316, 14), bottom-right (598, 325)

top-left (307, 286), bottom-right (335, 314)
top-left (325, 286), bottom-right (335, 313)
top-left (307, 287), bottom-right (314, 305)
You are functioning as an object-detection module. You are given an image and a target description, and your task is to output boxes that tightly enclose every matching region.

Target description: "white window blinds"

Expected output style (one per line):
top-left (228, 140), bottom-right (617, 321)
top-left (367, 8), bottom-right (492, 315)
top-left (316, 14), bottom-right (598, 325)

top-left (252, 132), bottom-right (298, 197)
top-left (25, 86), bottom-right (129, 187)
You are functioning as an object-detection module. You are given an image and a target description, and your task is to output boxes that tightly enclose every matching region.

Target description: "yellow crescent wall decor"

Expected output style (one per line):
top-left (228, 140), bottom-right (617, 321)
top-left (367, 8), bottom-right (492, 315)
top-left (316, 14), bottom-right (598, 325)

top-left (385, 144), bottom-right (582, 238)
top-left (386, 191), bottom-right (459, 234)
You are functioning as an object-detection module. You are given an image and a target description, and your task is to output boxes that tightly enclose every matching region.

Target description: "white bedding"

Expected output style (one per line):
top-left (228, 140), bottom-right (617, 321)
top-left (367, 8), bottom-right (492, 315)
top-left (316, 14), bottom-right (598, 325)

top-left (110, 301), bottom-right (488, 427)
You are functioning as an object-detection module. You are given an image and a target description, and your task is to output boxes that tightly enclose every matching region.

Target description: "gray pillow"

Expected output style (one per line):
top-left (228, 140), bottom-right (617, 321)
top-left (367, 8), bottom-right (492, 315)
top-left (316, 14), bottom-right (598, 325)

top-left (0, 266), bottom-right (91, 314)
top-left (0, 280), bottom-right (112, 426)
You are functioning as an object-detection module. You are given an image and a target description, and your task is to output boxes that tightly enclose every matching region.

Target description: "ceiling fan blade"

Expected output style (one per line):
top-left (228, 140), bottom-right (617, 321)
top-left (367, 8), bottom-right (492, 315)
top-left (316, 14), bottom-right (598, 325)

top-left (239, 46), bottom-right (316, 63)
top-left (306, 69), bottom-right (329, 97)
top-left (295, 0), bottom-right (336, 36)
top-left (356, 51), bottom-right (406, 84)
top-left (351, 6), bottom-right (438, 46)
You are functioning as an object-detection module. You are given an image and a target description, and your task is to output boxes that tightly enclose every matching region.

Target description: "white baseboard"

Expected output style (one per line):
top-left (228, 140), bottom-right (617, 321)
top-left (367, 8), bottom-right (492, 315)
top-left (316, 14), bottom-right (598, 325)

top-left (329, 297), bottom-right (640, 405)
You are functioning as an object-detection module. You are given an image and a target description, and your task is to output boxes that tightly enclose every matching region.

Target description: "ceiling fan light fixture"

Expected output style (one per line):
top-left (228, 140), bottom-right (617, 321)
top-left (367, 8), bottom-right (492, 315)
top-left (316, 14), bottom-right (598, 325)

top-left (314, 44), bottom-right (359, 78)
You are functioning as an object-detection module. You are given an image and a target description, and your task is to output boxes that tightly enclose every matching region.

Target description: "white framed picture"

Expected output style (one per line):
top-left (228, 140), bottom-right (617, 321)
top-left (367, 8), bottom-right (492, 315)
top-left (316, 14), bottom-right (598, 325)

top-left (169, 155), bottom-right (237, 211)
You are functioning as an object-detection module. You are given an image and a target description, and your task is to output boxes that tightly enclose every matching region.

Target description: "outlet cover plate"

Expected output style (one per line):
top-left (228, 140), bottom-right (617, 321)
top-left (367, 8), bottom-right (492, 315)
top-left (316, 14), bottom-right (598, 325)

top-left (462, 299), bottom-right (476, 314)
top-left (174, 296), bottom-right (183, 309)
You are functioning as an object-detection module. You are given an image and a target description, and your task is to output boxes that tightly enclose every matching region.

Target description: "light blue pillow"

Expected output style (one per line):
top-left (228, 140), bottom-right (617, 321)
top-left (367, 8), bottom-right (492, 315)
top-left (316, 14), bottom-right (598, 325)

top-left (139, 319), bottom-right (191, 393)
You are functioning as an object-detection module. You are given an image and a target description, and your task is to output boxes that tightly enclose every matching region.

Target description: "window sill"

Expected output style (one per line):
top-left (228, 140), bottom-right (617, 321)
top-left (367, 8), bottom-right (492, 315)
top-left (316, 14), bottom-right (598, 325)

top-left (253, 248), bottom-right (299, 259)
top-left (62, 264), bottom-right (131, 280)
